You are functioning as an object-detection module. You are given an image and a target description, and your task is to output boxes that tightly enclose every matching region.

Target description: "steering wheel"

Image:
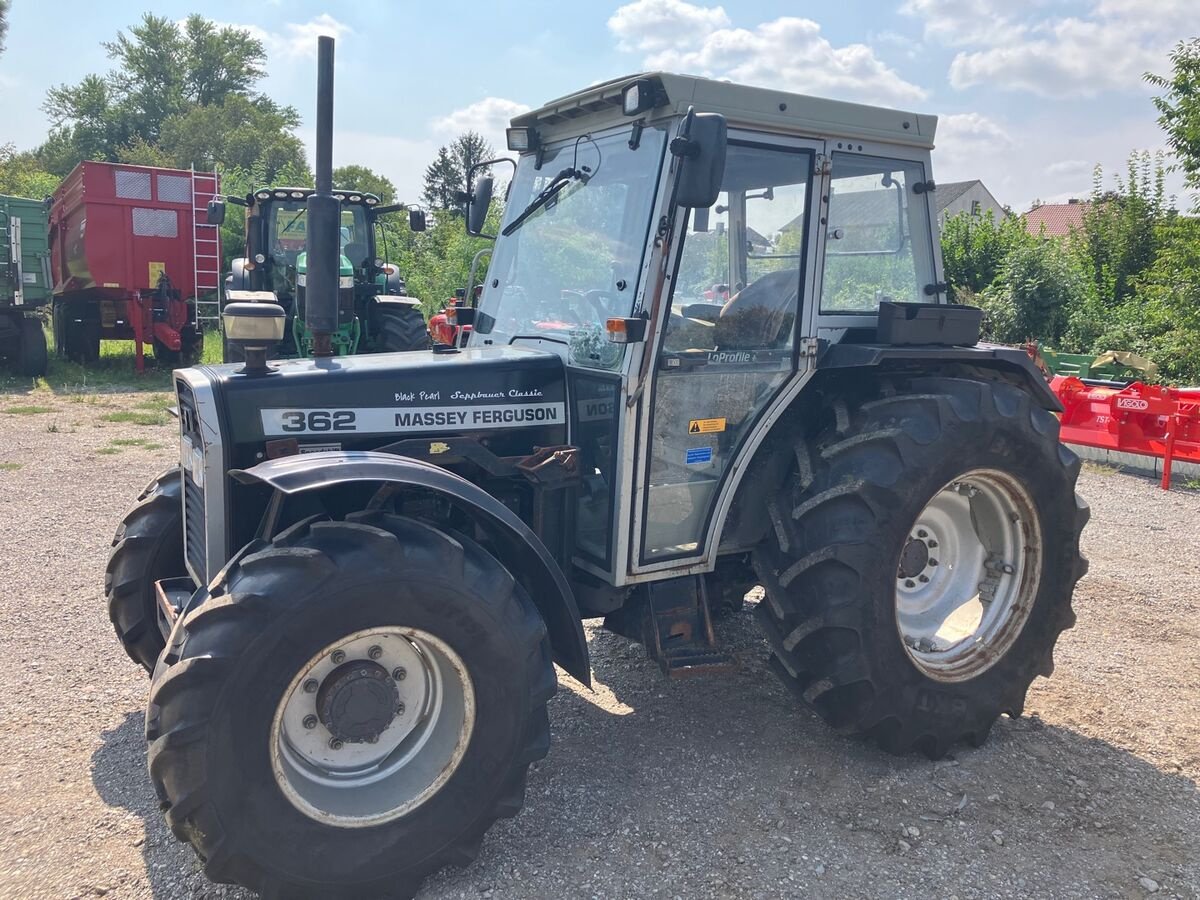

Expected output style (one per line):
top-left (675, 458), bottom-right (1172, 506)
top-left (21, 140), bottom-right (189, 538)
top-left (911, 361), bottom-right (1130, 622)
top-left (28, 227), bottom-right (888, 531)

top-left (583, 290), bottom-right (618, 321)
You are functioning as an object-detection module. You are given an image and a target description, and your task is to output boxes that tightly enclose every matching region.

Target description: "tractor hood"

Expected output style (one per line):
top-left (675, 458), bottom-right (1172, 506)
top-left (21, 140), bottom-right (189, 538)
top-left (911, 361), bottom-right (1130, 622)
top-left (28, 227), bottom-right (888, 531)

top-left (189, 346), bottom-right (568, 466)
top-left (295, 251), bottom-right (354, 277)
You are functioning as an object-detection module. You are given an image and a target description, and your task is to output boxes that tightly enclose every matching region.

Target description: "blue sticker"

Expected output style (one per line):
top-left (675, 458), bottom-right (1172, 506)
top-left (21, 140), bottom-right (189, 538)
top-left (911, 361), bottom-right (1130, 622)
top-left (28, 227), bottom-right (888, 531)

top-left (686, 446), bottom-right (714, 465)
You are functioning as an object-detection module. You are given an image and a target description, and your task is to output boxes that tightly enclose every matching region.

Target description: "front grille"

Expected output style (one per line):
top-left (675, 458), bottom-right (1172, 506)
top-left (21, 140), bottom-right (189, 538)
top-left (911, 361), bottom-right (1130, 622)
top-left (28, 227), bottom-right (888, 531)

top-left (176, 379), bottom-right (207, 580)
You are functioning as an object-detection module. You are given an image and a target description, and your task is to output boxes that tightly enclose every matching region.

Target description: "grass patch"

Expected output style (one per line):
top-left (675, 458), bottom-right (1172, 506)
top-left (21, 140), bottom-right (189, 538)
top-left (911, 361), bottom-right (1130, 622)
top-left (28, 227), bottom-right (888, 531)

top-left (101, 410), bottom-right (170, 426)
top-left (95, 447), bottom-right (122, 455)
top-left (1082, 460), bottom-right (1123, 477)
top-left (4, 404), bottom-right (55, 415)
top-left (1185, 478), bottom-right (1200, 491)
top-left (133, 393), bottom-right (173, 410)
top-left (101, 437), bottom-right (169, 454)
top-left (0, 461), bottom-right (23, 471)
top-left (111, 437), bottom-right (152, 447)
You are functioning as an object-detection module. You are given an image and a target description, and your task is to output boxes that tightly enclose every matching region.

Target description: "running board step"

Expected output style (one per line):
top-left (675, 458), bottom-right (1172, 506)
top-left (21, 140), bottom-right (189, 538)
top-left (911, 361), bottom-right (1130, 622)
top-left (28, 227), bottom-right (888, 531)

top-left (604, 575), bottom-right (735, 678)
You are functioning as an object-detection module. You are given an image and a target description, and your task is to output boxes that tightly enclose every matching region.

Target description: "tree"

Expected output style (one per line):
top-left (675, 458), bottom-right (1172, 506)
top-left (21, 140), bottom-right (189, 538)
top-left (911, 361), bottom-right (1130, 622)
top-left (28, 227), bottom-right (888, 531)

top-left (422, 132), bottom-right (494, 210)
top-left (0, 144), bottom-right (59, 199)
top-left (0, 0), bottom-right (9, 56)
top-left (940, 210), bottom-right (1031, 301)
top-left (975, 240), bottom-right (1091, 347)
top-left (333, 165), bottom-right (396, 204)
top-left (1146, 39), bottom-right (1200, 195)
top-left (38, 14), bottom-right (284, 176)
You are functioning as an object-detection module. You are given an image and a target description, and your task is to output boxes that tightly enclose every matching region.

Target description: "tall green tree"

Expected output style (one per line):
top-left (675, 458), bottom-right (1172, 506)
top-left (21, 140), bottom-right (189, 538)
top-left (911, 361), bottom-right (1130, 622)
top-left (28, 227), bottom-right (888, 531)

top-left (422, 132), bottom-right (494, 210)
top-left (940, 210), bottom-right (1031, 301)
top-left (332, 165), bottom-right (397, 204)
top-left (0, 0), bottom-right (10, 56)
top-left (1146, 39), bottom-right (1200, 195)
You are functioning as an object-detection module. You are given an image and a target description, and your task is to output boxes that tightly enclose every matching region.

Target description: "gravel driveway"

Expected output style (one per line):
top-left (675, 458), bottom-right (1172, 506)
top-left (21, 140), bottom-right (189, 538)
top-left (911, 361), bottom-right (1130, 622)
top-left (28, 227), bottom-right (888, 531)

top-left (1, 385), bottom-right (1197, 899)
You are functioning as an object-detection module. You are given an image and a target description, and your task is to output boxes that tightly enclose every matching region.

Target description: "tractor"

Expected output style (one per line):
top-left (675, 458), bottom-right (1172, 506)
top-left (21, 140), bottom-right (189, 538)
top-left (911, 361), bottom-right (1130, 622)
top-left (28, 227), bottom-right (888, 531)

top-left (207, 186), bottom-right (429, 360)
top-left (106, 40), bottom-right (1088, 899)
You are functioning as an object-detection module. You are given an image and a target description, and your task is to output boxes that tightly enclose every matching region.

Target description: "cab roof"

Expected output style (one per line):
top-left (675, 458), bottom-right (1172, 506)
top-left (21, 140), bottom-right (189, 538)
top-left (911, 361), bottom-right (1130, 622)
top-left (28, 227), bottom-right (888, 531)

top-left (511, 72), bottom-right (937, 150)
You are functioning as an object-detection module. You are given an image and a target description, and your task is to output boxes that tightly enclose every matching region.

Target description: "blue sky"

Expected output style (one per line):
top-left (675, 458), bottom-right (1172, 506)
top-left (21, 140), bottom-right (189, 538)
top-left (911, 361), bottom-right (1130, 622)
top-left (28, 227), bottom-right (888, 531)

top-left (1, 0), bottom-right (1194, 210)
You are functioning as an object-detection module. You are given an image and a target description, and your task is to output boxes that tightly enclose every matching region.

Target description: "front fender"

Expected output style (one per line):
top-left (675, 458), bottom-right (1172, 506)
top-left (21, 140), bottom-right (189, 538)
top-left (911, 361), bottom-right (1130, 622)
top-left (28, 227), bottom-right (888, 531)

top-left (232, 450), bottom-right (591, 685)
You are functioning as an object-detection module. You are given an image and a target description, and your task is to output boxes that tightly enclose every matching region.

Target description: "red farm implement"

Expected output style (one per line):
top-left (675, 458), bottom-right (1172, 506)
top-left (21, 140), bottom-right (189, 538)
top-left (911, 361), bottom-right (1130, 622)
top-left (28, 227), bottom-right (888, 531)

top-left (1051, 376), bottom-right (1200, 489)
top-left (49, 162), bottom-right (221, 372)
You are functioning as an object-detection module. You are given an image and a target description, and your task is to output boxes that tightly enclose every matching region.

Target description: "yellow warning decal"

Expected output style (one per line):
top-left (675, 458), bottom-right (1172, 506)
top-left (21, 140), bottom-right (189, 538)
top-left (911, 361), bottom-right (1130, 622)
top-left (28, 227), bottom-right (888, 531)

top-left (688, 417), bottom-right (726, 435)
top-left (148, 261), bottom-right (166, 285)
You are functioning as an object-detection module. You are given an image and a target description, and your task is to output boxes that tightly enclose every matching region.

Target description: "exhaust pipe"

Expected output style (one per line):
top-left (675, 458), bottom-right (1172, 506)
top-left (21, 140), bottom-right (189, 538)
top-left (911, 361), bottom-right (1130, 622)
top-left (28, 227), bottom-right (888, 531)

top-left (306, 35), bottom-right (338, 357)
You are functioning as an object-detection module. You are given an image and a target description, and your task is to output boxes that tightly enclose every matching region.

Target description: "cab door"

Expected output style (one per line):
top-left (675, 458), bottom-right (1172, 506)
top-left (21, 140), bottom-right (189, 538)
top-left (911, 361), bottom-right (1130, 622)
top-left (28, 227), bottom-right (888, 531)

top-left (631, 135), bottom-right (823, 574)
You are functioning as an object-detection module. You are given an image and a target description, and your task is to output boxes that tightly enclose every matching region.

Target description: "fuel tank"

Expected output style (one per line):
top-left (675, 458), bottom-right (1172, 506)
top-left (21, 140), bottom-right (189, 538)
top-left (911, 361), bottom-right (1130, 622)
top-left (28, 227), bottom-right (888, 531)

top-left (194, 345), bottom-right (568, 470)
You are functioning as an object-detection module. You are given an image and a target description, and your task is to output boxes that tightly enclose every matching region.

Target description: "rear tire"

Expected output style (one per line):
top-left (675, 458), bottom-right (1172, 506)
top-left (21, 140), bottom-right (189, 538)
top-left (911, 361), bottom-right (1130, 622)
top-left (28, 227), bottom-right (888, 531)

top-left (105, 468), bottom-right (187, 672)
top-left (375, 304), bottom-right (430, 352)
top-left (154, 325), bottom-right (203, 369)
top-left (753, 377), bottom-right (1089, 758)
top-left (145, 511), bottom-right (555, 899)
top-left (15, 316), bottom-right (48, 377)
top-left (57, 300), bottom-right (100, 363)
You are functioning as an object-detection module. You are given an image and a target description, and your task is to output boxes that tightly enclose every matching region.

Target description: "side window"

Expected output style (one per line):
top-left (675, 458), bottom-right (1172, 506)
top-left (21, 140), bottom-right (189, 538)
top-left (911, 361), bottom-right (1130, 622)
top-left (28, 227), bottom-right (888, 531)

top-left (820, 153), bottom-right (935, 313)
top-left (665, 143), bottom-right (810, 355)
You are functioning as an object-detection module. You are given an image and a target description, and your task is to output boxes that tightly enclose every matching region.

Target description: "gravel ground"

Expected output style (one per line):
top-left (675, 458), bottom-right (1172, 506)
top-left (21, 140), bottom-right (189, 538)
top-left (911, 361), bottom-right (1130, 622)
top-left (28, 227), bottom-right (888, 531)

top-left (1, 385), bottom-right (1198, 900)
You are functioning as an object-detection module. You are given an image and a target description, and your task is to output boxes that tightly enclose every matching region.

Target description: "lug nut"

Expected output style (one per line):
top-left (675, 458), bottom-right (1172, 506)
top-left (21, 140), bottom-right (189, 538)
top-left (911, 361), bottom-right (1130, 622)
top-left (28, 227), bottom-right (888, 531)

top-left (917, 529), bottom-right (928, 539)
top-left (331, 650), bottom-right (346, 665)
top-left (904, 579), bottom-right (916, 588)
top-left (919, 575), bottom-right (929, 583)
top-left (928, 540), bottom-right (938, 548)
top-left (303, 715), bottom-right (318, 730)
top-left (392, 667), bottom-right (407, 681)
top-left (397, 702), bottom-right (406, 715)
top-left (303, 678), bottom-right (319, 694)
top-left (368, 645), bottom-right (383, 660)
top-left (929, 558), bottom-right (939, 567)
top-left (329, 738), bottom-right (343, 750)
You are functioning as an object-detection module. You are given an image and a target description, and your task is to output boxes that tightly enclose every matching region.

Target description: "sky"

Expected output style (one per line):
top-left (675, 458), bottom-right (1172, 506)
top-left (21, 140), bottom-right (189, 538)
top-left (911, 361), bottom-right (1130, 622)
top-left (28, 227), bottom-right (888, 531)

top-left (1, 0), bottom-right (1195, 211)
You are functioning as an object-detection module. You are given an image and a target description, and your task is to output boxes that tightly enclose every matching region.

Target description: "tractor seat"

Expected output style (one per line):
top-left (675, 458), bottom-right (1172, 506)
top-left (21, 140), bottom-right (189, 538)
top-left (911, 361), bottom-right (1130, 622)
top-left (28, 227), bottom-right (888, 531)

top-left (713, 269), bottom-right (799, 350)
top-left (342, 242), bottom-right (369, 270)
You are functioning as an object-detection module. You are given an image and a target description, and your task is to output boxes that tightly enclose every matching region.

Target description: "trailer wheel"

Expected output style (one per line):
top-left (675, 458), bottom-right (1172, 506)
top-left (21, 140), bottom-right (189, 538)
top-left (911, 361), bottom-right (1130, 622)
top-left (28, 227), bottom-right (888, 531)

top-left (753, 377), bottom-right (1089, 758)
top-left (375, 304), bottom-right (430, 352)
top-left (146, 512), bottom-right (555, 899)
top-left (153, 326), bottom-right (203, 369)
top-left (15, 317), bottom-right (48, 377)
top-left (57, 301), bottom-right (100, 363)
top-left (105, 468), bottom-right (186, 672)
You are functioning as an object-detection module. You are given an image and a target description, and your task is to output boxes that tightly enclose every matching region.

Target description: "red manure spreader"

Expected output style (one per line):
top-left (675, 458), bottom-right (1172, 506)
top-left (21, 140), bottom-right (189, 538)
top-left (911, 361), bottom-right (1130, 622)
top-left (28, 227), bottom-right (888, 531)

top-left (49, 161), bottom-right (221, 371)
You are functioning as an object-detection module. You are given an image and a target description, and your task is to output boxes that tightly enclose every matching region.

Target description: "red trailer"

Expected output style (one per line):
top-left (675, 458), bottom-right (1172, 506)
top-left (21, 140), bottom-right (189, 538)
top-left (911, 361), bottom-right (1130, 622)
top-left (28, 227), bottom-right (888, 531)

top-left (49, 161), bottom-right (221, 371)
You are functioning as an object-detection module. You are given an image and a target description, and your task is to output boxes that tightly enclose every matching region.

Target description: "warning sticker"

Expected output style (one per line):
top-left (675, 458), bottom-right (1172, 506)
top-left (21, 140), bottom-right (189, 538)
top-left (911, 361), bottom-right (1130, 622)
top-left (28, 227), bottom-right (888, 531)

top-left (686, 446), bottom-right (714, 465)
top-left (688, 417), bottom-right (726, 435)
top-left (148, 261), bottom-right (166, 285)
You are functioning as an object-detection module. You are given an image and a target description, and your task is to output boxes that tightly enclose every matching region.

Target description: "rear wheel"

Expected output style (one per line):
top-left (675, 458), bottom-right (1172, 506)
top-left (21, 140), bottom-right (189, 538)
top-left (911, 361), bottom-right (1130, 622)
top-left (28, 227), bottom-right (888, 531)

top-left (375, 304), bottom-right (429, 352)
top-left (105, 468), bottom-right (186, 671)
top-left (57, 301), bottom-right (100, 363)
top-left (753, 377), bottom-right (1089, 758)
top-left (154, 325), bottom-right (203, 369)
top-left (146, 512), bottom-right (555, 899)
top-left (15, 316), bottom-right (48, 377)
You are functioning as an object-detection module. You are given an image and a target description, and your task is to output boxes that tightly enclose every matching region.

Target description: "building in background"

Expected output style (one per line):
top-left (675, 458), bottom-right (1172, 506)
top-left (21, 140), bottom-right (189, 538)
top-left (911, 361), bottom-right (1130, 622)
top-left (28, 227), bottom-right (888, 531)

top-left (1023, 198), bottom-right (1091, 237)
top-left (935, 180), bottom-right (1005, 225)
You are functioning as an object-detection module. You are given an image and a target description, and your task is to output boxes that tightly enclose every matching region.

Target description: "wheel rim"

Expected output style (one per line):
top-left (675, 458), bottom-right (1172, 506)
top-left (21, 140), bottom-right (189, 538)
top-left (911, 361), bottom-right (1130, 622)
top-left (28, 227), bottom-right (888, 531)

top-left (894, 469), bottom-right (1042, 683)
top-left (270, 627), bottom-right (475, 826)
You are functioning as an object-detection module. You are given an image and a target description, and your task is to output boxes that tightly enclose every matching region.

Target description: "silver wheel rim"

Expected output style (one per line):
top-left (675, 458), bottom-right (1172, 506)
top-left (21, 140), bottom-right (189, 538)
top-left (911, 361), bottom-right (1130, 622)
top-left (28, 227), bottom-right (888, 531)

top-left (270, 627), bottom-right (475, 827)
top-left (895, 469), bottom-right (1042, 683)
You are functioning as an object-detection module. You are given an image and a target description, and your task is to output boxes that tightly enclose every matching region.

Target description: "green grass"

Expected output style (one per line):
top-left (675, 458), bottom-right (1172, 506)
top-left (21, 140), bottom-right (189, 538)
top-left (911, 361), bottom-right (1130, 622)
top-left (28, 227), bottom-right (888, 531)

top-left (95, 447), bottom-right (122, 455)
top-left (3, 404), bottom-right (55, 415)
top-left (101, 410), bottom-right (170, 426)
top-left (98, 436), bottom-right (167, 454)
top-left (0, 461), bottom-right (23, 471)
top-left (1, 324), bottom-right (222, 396)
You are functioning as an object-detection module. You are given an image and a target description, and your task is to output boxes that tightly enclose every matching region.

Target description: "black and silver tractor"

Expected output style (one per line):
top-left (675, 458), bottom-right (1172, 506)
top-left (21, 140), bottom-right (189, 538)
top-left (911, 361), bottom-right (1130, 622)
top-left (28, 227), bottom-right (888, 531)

top-left (106, 41), bottom-right (1088, 899)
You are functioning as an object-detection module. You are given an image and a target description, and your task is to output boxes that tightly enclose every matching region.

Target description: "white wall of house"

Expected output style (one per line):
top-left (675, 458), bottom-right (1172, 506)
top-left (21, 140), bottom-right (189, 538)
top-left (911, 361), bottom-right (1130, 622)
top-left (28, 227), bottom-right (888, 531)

top-left (939, 182), bottom-right (1005, 223)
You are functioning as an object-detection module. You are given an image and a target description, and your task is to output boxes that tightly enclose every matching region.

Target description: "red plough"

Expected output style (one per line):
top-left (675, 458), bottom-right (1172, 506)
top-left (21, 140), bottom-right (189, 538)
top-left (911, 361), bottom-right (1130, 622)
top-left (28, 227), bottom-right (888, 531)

top-left (1051, 376), bottom-right (1200, 489)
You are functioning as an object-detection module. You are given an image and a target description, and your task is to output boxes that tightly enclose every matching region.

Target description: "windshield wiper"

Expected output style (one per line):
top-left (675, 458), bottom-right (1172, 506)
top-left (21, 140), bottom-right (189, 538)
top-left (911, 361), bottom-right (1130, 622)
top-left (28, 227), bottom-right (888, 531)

top-left (501, 166), bottom-right (586, 237)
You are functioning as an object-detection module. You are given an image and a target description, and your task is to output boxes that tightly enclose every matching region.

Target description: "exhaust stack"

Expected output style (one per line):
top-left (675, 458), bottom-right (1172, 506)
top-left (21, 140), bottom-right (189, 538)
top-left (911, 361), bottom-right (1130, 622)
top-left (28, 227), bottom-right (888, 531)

top-left (305, 35), bottom-right (339, 357)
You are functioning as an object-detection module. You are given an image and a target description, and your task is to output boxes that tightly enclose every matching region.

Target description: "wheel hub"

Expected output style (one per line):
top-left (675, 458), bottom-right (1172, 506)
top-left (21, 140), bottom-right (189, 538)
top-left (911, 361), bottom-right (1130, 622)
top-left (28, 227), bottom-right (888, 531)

top-left (316, 661), bottom-right (400, 744)
top-left (898, 536), bottom-right (931, 579)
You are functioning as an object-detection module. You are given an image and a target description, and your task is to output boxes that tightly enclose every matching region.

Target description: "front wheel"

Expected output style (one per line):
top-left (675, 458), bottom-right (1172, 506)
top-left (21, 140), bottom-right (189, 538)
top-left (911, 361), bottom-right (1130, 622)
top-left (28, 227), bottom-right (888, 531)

top-left (146, 511), bottom-right (555, 899)
top-left (105, 469), bottom-right (187, 671)
top-left (374, 304), bottom-right (430, 352)
top-left (753, 377), bottom-right (1089, 758)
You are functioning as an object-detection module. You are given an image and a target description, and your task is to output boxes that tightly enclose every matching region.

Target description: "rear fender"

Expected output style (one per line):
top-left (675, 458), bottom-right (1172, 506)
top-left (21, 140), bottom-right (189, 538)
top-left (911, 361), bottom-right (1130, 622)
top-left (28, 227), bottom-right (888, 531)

top-left (232, 451), bottom-right (591, 685)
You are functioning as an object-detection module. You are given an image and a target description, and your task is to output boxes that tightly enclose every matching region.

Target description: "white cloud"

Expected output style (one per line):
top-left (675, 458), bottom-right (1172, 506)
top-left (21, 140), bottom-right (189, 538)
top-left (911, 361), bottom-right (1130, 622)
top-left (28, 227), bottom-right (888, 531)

top-left (218, 14), bottom-right (353, 62)
top-left (1045, 159), bottom-right (1093, 178)
top-left (607, 0), bottom-right (927, 107)
top-left (904, 1), bottom-right (1189, 97)
top-left (608, 0), bottom-right (730, 53)
top-left (432, 97), bottom-right (530, 140)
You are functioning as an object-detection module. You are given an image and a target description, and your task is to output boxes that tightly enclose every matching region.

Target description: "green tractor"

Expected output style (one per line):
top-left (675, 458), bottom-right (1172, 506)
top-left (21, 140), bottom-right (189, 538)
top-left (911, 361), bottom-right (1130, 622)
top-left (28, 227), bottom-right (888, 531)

top-left (208, 187), bottom-right (429, 360)
top-left (108, 42), bottom-right (1089, 900)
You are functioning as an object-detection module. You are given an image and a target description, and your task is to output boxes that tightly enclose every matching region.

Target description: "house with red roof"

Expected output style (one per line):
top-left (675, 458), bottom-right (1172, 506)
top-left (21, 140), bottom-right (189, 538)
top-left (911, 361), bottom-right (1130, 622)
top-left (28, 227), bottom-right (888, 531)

top-left (1024, 199), bottom-right (1091, 237)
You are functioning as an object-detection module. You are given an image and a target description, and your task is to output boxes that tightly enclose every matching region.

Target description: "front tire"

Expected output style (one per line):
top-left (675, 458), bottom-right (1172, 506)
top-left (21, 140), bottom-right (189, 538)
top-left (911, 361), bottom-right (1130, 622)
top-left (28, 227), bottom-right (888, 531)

top-left (105, 469), bottom-right (187, 671)
top-left (146, 511), bottom-right (555, 899)
top-left (753, 377), bottom-right (1089, 758)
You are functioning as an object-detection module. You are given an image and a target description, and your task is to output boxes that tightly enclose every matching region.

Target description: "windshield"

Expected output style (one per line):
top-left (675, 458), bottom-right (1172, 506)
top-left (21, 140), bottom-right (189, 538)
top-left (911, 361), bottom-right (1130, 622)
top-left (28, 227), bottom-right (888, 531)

top-left (269, 203), bottom-right (370, 268)
top-left (473, 124), bottom-right (666, 369)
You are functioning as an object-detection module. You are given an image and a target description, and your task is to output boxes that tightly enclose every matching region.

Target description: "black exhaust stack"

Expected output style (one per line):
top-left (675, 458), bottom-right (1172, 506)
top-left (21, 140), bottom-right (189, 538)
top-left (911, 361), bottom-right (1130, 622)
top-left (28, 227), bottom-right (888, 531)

top-left (306, 35), bottom-right (338, 357)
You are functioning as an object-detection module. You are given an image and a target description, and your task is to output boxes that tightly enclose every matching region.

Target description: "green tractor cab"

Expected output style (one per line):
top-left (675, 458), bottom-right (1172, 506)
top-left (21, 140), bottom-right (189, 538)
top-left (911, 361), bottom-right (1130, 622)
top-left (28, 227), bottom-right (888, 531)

top-left (213, 187), bottom-right (428, 361)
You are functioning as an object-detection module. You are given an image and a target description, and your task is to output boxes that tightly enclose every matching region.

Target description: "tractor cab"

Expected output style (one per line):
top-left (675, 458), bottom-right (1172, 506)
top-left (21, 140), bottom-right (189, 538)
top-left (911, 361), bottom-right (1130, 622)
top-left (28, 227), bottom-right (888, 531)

top-left (211, 187), bottom-right (428, 359)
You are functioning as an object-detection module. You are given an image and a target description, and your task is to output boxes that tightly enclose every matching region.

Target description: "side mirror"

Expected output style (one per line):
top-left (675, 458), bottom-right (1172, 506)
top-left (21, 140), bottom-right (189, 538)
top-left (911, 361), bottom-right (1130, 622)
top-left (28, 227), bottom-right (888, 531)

top-left (467, 176), bottom-right (494, 237)
top-left (409, 208), bottom-right (426, 232)
top-left (692, 206), bottom-right (711, 233)
top-left (673, 112), bottom-right (727, 209)
top-left (206, 200), bottom-right (227, 226)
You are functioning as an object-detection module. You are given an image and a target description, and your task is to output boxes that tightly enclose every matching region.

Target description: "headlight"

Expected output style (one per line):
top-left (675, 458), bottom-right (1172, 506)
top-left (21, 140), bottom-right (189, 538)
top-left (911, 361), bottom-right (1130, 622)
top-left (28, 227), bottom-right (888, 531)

top-left (622, 78), bottom-right (656, 116)
top-left (223, 300), bottom-right (286, 345)
top-left (254, 253), bottom-right (266, 264)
